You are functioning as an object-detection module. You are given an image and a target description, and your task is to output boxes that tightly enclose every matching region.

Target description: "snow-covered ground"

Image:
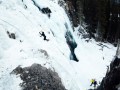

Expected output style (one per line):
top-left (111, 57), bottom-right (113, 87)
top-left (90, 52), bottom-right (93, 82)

top-left (0, 0), bottom-right (116, 90)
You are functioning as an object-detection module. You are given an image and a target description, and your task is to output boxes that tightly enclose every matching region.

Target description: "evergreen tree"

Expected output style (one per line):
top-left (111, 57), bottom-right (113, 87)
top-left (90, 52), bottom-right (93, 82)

top-left (96, 0), bottom-right (110, 41)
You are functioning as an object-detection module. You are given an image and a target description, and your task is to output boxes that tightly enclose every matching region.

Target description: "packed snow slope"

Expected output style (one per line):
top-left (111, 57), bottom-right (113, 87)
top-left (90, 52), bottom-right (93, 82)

top-left (0, 0), bottom-right (116, 90)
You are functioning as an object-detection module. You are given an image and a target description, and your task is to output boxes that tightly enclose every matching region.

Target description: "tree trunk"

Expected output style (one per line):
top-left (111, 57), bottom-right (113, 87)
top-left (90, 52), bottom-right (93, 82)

top-left (116, 39), bottom-right (120, 57)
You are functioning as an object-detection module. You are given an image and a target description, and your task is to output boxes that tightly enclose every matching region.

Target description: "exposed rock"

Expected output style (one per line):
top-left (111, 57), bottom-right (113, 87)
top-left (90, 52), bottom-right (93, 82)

top-left (7, 31), bottom-right (16, 39)
top-left (65, 0), bottom-right (79, 27)
top-left (97, 57), bottom-right (120, 90)
top-left (41, 7), bottom-right (51, 14)
top-left (41, 7), bottom-right (51, 18)
top-left (11, 63), bottom-right (66, 90)
top-left (31, 0), bottom-right (51, 18)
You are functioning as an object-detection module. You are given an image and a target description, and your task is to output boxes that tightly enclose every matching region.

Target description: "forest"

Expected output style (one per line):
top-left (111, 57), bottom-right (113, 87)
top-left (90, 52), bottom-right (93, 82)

top-left (65, 0), bottom-right (120, 44)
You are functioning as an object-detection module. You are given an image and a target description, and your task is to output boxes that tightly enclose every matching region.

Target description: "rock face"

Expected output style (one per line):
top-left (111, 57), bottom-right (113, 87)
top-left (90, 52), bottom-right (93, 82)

top-left (65, 0), bottom-right (83, 27)
top-left (97, 57), bottom-right (120, 90)
top-left (104, 57), bottom-right (120, 90)
top-left (11, 64), bottom-right (66, 90)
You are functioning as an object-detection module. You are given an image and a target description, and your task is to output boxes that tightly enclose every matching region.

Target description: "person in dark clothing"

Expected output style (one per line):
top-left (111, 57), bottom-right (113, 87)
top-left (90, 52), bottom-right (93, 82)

top-left (93, 80), bottom-right (97, 88)
top-left (39, 32), bottom-right (49, 41)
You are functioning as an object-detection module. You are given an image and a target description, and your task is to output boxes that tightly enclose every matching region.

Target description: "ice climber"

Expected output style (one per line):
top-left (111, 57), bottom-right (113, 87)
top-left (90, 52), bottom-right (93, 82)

top-left (90, 79), bottom-right (98, 88)
top-left (39, 32), bottom-right (49, 41)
